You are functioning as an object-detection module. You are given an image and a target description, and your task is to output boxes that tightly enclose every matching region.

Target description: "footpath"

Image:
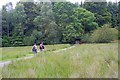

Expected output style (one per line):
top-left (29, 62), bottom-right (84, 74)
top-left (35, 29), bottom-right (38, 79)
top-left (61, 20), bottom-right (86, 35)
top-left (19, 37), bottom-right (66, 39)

top-left (0, 45), bottom-right (75, 68)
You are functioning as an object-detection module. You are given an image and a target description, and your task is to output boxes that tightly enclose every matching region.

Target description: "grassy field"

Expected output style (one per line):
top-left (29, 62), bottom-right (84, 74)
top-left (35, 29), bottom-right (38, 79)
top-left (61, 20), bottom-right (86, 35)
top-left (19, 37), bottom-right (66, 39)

top-left (1, 44), bottom-right (71, 61)
top-left (1, 43), bottom-right (118, 78)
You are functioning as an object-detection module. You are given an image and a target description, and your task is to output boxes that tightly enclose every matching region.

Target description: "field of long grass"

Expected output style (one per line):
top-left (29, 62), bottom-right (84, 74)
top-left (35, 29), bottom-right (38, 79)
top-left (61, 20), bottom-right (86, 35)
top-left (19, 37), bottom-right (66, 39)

top-left (1, 44), bottom-right (71, 61)
top-left (1, 43), bottom-right (118, 78)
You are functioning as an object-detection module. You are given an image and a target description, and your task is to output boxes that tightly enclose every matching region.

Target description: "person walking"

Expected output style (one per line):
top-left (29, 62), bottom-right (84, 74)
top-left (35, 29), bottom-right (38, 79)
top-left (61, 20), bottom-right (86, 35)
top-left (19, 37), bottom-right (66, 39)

top-left (39, 42), bottom-right (45, 52)
top-left (32, 43), bottom-right (37, 56)
top-left (39, 42), bottom-right (45, 62)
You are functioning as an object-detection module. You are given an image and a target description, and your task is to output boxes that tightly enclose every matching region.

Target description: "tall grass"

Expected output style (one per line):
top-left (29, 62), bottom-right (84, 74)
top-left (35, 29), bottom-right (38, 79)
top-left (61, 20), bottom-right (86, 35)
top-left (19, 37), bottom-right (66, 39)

top-left (0, 68), bottom-right (2, 79)
top-left (2, 43), bottom-right (118, 78)
top-left (68, 43), bottom-right (118, 78)
top-left (0, 48), bottom-right (2, 61)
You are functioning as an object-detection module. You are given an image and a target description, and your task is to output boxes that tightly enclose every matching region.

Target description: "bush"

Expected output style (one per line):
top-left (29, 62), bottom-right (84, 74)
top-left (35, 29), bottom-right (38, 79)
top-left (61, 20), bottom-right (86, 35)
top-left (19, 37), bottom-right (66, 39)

top-left (81, 33), bottom-right (91, 43)
top-left (23, 36), bottom-right (35, 46)
top-left (2, 36), bottom-right (24, 47)
top-left (89, 24), bottom-right (118, 43)
top-left (12, 36), bottom-right (24, 46)
top-left (2, 36), bottom-right (12, 47)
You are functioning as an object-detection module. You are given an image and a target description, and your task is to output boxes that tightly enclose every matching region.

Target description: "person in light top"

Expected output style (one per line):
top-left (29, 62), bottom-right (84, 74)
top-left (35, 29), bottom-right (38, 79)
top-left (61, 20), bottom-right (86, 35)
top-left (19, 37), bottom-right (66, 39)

top-left (32, 43), bottom-right (37, 55)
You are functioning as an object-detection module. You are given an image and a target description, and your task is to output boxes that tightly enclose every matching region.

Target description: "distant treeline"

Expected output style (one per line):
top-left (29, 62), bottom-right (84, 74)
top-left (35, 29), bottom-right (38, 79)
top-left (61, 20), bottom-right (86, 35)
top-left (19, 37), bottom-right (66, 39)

top-left (1, 0), bottom-right (119, 47)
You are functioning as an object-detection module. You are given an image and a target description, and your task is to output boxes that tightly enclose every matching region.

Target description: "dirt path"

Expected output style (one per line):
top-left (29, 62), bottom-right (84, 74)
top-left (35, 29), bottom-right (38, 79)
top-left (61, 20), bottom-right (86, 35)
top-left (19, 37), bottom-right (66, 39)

top-left (53, 46), bottom-right (75, 53)
top-left (0, 56), bottom-right (33, 68)
top-left (0, 45), bottom-right (76, 68)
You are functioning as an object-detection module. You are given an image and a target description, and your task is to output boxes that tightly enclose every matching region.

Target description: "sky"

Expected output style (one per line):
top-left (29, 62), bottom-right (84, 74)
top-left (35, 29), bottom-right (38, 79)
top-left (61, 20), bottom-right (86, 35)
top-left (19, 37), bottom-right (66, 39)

top-left (0, 0), bottom-right (119, 9)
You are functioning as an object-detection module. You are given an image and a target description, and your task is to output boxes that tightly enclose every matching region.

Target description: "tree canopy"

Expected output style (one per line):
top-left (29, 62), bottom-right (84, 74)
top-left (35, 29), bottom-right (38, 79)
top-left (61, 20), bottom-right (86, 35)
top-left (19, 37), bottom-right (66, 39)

top-left (1, 1), bottom-right (119, 46)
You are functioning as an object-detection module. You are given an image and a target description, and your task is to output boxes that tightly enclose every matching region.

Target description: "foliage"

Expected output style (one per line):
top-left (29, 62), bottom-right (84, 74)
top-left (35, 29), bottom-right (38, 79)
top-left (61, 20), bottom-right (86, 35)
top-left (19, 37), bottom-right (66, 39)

top-left (2, 36), bottom-right (11, 47)
top-left (53, 3), bottom-right (98, 43)
top-left (89, 24), bottom-right (118, 43)
top-left (12, 36), bottom-right (24, 46)
top-left (72, 8), bottom-right (98, 32)
top-left (33, 2), bottom-right (59, 44)
top-left (1, 1), bottom-right (119, 46)
top-left (53, 2), bottom-right (77, 43)
top-left (83, 1), bottom-right (111, 26)
top-left (107, 2), bottom-right (118, 27)
top-left (0, 38), bottom-right (2, 47)
top-left (2, 36), bottom-right (24, 47)
top-left (23, 35), bottom-right (35, 46)
top-left (81, 33), bottom-right (91, 43)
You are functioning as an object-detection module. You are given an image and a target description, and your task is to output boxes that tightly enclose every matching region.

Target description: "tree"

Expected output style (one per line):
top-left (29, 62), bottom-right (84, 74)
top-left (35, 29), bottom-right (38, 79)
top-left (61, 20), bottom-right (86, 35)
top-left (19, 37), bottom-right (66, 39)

top-left (83, 1), bottom-right (111, 26)
top-left (1, 1), bottom-right (118, 46)
top-left (2, 5), bottom-right (8, 37)
top-left (63, 8), bottom-right (98, 42)
top-left (72, 8), bottom-right (98, 32)
top-left (118, 1), bottom-right (120, 39)
top-left (0, 10), bottom-right (2, 47)
top-left (53, 2), bottom-right (98, 43)
top-left (21, 1), bottom-right (37, 36)
top-left (33, 2), bottom-right (58, 44)
top-left (107, 2), bottom-right (118, 27)
top-left (12, 3), bottom-right (26, 36)
top-left (53, 2), bottom-right (77, 42)
top-left (2, 2), bottom-right (14, 37)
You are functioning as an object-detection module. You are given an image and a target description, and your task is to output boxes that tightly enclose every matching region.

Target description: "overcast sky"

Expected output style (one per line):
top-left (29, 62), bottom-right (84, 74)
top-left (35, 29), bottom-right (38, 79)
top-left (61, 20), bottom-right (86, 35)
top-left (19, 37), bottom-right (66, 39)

top-left (0, 0), bottom-right (119, 9)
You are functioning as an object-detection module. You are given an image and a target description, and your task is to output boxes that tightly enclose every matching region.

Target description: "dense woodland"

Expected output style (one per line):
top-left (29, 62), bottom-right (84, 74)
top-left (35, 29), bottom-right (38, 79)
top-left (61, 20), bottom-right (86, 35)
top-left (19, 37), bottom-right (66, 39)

top-left (1, 0), bottom-right (119, 47)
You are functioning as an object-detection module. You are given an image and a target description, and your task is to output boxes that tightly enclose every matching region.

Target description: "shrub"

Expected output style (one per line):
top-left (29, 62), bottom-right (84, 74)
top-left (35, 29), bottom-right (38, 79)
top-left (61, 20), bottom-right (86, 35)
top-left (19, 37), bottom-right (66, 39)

top-left (81, 33), bottom-right (91, 43)
top-left (23, 36), bottom-right (35, 46)
top-left (2, 36), bottom-right (12, 47)
top-left (12, 36), bottom-right (24, 46)
top-left (89, 24), bottom-right (118, 43)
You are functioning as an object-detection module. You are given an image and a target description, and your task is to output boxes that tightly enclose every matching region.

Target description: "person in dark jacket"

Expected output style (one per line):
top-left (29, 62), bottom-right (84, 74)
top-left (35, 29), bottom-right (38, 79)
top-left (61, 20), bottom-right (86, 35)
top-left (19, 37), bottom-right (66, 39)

top-left (39, 42), bottom-right (44, 52)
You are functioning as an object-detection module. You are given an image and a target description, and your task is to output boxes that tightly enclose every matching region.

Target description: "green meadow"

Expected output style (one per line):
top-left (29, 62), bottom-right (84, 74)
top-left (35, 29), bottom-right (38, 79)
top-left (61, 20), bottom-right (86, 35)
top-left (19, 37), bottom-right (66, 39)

top-left (1, 44), bottom-right (71, 61)
top-left (1, 0), bottom-right (119, 79)
top-left (1, 43), bottom-right (118, 78)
